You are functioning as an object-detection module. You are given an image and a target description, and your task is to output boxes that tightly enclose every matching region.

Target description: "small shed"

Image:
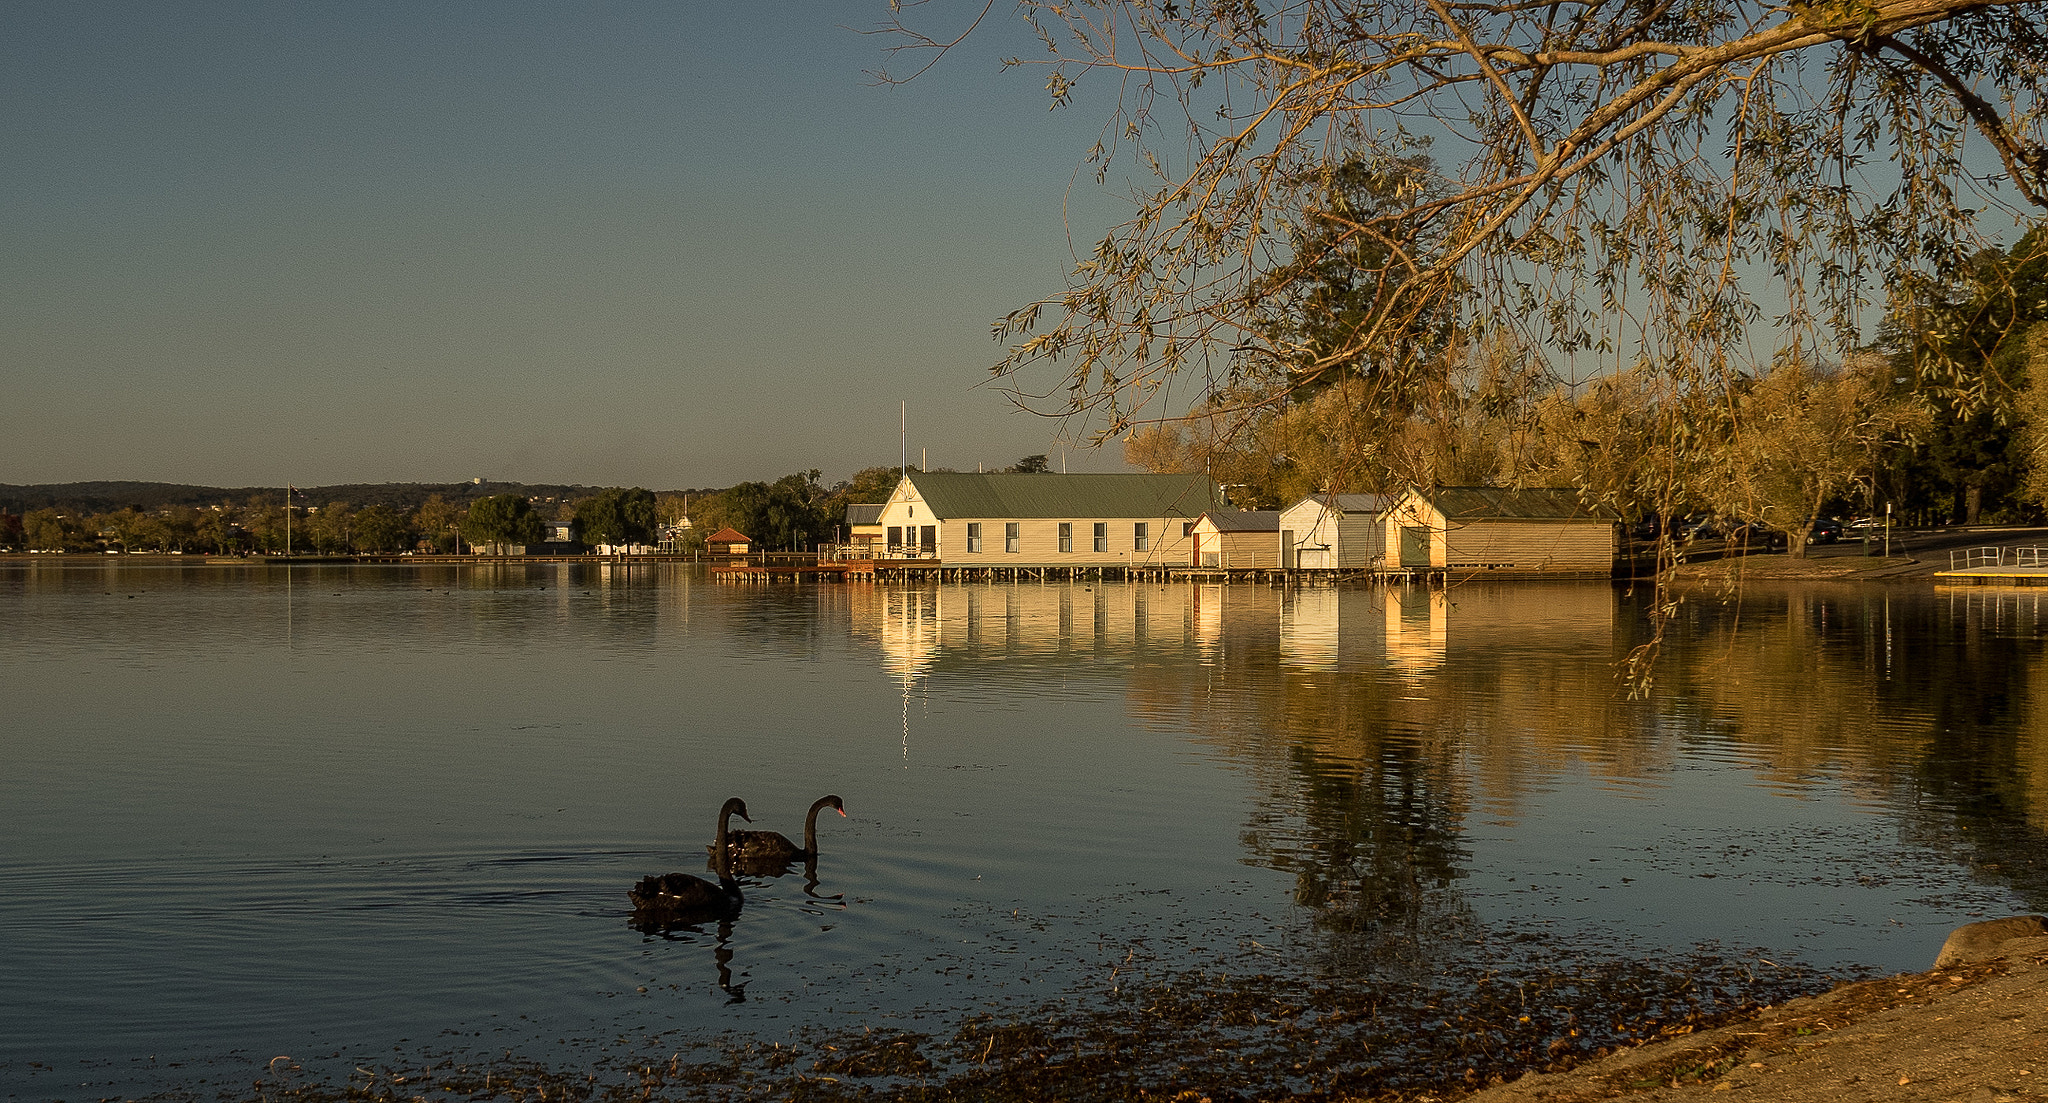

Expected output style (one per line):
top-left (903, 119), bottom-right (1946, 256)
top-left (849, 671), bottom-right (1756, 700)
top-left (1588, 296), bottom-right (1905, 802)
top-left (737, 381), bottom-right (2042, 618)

top-left (1383, 487), bottom-right (1618, 575)
top-left (1278, 493), bottom-right (1392, 569)
top-left (845, 503), bottom-right (885, 552)
top-left (1191, 510), bottom-right (1282, 569)
top-left (705, 526), bottom-right (752, 557)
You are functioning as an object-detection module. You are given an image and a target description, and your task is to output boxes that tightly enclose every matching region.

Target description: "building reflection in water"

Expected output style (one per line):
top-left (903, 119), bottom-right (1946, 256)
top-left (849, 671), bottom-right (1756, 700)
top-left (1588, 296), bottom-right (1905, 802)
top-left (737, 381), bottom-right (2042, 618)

top-left (851, 578), bottom-right (2048, 971)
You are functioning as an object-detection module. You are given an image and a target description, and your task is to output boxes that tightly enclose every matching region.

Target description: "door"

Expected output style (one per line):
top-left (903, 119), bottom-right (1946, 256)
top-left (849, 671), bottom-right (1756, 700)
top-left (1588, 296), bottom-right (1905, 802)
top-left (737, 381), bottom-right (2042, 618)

top-left (1399, 525), bottom-right (1431, 567)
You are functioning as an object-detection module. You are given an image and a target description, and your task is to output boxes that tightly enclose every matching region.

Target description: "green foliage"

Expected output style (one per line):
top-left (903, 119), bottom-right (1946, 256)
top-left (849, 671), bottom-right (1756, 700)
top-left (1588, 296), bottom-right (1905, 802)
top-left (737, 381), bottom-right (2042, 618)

top-left (835, 465), bottom-right (904, 505)
top-left (463, 494), bottom-right (544, 552)
top-left (573, 487), bottom-right (657, 548)
top-left (712, 471), bottom-right (829, 551)
top-left (1009, 454), bottom-right (1052, 474)
top-left (23, 508), bottom-right (77, 551)
top-left (1887, 222), bottom-right (2048, 523)
top-left (352, 504), bottom-right (414, 553)
top-left (414, 495), bottom-right (463, 553)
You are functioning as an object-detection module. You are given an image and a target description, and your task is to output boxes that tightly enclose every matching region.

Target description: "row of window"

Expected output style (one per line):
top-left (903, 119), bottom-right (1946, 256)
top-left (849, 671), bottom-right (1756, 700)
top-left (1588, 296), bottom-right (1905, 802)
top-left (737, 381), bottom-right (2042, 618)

top-left (885, 525), bottom-right (938, 550)
top-left (959, 521), bottom-right (1151, 554)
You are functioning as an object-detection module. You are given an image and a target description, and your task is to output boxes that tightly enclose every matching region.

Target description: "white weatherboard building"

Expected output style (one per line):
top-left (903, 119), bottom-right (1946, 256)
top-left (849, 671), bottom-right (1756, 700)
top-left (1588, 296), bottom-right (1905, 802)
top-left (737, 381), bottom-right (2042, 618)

top-left (1278, 493), bottom-right (1392, 569)
top-left (1189, 510), bottom-right (1281, 568)
top-left (871, 471), bottom-right (1223, 568)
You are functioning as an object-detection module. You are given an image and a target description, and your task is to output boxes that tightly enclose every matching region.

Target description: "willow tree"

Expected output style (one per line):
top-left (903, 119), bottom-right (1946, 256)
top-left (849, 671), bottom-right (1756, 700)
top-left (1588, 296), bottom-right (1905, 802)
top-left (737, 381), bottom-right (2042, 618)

top-left (884, 0), bottom-right (2048, 475)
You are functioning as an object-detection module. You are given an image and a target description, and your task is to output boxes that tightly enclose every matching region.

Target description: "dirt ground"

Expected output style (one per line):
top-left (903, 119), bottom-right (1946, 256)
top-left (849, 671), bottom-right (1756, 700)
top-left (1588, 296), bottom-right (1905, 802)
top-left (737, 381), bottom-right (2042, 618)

top-left (1457, 938), bottom-right (2048, 1103)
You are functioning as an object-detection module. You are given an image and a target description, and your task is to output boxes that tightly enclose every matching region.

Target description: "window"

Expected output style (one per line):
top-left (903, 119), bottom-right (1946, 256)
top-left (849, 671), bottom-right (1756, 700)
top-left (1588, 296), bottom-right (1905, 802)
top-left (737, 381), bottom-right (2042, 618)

top-left (1134, 522), bottom-right (1149, 551)
top-left (1058, 522), bottom-right (1072, 553)
top-left (1004, 522), bottom-right (1019, 553)
top-left (1092, 522), bottom-right (1108, 553)
top-left (966, 522), bottom-right (982, 553)
top-left (1182, 521), bottom-right (1195, 537)
top-left (887, 526), bottom-right (903, 550)
top-left (920, 525), bottom-right (936, 551)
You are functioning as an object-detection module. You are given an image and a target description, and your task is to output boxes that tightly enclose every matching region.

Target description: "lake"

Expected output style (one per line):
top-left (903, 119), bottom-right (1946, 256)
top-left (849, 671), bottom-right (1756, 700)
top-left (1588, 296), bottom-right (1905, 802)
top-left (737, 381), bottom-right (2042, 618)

top-left (2, 561), bottom-right (2044, 1100)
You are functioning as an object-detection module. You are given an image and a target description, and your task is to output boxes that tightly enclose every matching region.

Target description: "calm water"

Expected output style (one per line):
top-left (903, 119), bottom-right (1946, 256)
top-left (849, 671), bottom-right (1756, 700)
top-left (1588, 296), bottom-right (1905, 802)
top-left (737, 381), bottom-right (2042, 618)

top-left (3, 562), bottom-right (2045, 1099)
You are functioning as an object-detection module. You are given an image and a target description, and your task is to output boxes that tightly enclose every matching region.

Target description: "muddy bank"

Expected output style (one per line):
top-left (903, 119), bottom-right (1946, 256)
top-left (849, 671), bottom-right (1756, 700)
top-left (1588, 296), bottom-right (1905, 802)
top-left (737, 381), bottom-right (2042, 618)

top-left (186, 944), bottom-right (1837, 1103)
top-left (1465, 935), bottom-right (2048, 1103)
top-left (203, 930), bottom-right (2048, 1103)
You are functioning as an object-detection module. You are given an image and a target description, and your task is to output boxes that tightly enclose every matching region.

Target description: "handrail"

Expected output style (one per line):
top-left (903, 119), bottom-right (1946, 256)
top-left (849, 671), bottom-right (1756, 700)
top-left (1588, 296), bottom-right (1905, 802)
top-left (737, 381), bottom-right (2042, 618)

top-left (1951, 547), bottom-right (2010, 569)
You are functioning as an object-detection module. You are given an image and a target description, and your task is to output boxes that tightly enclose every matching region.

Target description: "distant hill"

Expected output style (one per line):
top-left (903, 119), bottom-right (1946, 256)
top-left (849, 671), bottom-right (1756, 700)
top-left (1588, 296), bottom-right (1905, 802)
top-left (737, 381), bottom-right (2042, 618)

top-left (0, 481), bottom-right (720, 513)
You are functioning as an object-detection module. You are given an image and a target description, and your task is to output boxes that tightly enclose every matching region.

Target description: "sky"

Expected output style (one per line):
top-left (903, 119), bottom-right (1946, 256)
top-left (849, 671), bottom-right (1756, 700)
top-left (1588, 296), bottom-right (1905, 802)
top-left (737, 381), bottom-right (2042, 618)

top-left (3, 2), bottom-right (1138, 489)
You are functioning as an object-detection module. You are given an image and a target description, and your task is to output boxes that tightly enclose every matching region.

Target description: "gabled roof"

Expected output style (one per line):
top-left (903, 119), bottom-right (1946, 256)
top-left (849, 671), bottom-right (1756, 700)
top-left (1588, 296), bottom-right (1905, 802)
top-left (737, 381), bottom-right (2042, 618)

top-left (1198, 509), bottom-right (1281, 532)
top-left (1409, 486), bottom-right (1619, 522)
top-left (901, 472), bottom-right (1223, 519)
top-left (845, 503), bottom-right (884, 526)
top-left (1294, 492), bottom-right (1394, 515)
top-left (705, 526), bottom-right (751, 543)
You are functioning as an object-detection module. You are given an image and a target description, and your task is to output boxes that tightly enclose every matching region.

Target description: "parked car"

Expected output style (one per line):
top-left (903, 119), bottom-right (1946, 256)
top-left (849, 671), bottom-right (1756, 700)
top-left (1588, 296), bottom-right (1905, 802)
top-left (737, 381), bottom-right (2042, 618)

top-left (1682, 515), bottom-right (1726, 541)
top-left (1807, 517), bottom-right (1843, 544)
top-left (1723, 520), bottom-right (1785, 549)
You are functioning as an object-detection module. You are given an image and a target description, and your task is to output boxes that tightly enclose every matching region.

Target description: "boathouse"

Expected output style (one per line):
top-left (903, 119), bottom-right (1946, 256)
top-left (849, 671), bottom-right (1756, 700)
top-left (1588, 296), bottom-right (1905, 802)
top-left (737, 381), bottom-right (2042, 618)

top-left (1190, 510), bottom-right (1282, 569)
top-left (1278, 493), bottom-right (1392, 570)
top-left (1383, 486), bottom-right (1619, 576)
top-left (871, 471), bottom-right (1221, 570)
top-left (705, 526), bottom-right (752, 557)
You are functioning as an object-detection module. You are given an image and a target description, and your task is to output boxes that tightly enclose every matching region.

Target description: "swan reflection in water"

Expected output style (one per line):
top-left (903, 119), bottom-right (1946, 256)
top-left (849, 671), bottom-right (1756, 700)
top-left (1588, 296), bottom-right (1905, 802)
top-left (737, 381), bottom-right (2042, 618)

top-left (632, 916), bottom-right (749, 1003)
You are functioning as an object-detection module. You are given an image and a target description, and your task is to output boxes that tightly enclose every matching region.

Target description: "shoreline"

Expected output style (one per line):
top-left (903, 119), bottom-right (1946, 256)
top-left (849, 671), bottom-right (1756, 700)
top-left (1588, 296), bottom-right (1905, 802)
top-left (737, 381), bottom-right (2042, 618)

top-left (1465, 934), bottom-right (2048, 1103)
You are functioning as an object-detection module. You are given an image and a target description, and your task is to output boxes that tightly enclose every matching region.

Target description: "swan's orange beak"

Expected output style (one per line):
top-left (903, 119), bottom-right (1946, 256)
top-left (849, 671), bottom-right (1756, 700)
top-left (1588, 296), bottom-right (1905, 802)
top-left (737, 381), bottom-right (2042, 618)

top-left (836, 808), bottom-right (847, 816)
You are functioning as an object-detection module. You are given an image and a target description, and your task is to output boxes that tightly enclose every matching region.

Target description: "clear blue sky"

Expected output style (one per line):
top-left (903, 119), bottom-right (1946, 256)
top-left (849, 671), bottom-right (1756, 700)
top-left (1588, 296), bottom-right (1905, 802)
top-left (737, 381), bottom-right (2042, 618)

top-left (3, 2), bottom-right (1135, 489)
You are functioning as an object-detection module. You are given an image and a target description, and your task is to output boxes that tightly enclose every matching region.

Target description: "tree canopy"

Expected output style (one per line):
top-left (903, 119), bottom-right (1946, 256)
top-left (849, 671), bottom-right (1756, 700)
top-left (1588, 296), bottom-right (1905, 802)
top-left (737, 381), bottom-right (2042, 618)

top-left (463, 494), bottom-right (545, 552)
top-left (887, 0), bottom-right (2048, 481)
top-left (574, 486), bottom-right (657, 549)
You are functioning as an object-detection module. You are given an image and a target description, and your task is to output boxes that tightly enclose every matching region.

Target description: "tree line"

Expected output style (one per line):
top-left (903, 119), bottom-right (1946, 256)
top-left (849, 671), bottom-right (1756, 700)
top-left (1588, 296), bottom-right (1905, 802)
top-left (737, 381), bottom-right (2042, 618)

top-left (1121, 225), bottom-right (2048, 557)
top-left (5, 466), bottom-right (926, 556)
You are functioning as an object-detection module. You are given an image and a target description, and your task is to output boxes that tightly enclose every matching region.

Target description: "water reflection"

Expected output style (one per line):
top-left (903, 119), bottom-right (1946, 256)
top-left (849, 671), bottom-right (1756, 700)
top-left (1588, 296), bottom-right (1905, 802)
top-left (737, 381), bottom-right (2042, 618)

top-left (10, 564), bottom-right (2048, 1097)
top-left (852, 578), bottom-right (2048, 974)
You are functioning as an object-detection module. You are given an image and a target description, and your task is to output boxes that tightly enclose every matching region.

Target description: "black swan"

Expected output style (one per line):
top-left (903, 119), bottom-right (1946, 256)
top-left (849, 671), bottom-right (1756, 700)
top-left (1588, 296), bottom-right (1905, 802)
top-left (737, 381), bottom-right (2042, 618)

top-left (631, 797), bottom-right (749, 926)
top-left (717, 795), bottom-right (844, 868)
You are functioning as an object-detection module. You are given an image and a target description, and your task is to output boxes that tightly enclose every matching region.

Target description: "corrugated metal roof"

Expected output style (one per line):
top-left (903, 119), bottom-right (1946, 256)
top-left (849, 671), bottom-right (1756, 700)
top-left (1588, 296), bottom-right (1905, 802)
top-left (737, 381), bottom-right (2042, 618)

top-left (1418, 486), bottom-right (1619, 521)
top-left (845, 503), bottom-right (884, 526)
top-left (904, 472), bottom-right (1223, 519)
top-left (1201, 509), bottom-right (1281, 532)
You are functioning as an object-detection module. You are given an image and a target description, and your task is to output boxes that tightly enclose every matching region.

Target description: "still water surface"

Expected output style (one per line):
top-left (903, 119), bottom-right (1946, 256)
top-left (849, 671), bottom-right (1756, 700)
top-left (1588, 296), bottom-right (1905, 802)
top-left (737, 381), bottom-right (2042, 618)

top-left (3, 563), bottom-right (2046, 1098)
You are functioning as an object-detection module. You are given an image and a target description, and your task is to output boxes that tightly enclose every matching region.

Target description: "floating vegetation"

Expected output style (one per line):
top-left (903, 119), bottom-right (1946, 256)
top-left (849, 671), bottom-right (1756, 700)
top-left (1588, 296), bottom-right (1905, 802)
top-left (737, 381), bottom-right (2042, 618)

top-left (223, 941), bottom-right (1836, 1103)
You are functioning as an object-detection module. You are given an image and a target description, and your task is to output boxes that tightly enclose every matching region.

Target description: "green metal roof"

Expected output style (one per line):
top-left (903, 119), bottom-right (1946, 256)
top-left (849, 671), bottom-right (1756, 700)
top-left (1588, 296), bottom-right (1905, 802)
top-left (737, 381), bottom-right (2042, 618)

top-left (1417, 486), bottom-right (1620, 522)
top-left (904, 472), bottom-right (1224, 519)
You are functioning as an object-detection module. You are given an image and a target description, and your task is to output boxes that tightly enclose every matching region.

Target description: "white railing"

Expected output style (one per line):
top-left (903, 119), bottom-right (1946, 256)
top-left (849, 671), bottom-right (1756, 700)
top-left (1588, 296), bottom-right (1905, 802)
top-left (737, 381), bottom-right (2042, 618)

top-left (2015, 547), bottom-right (2048, 568)
top-left (815, 543), bottom-right (937, 561)
top-left (1951, 547), bottom-right (2010, 569)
